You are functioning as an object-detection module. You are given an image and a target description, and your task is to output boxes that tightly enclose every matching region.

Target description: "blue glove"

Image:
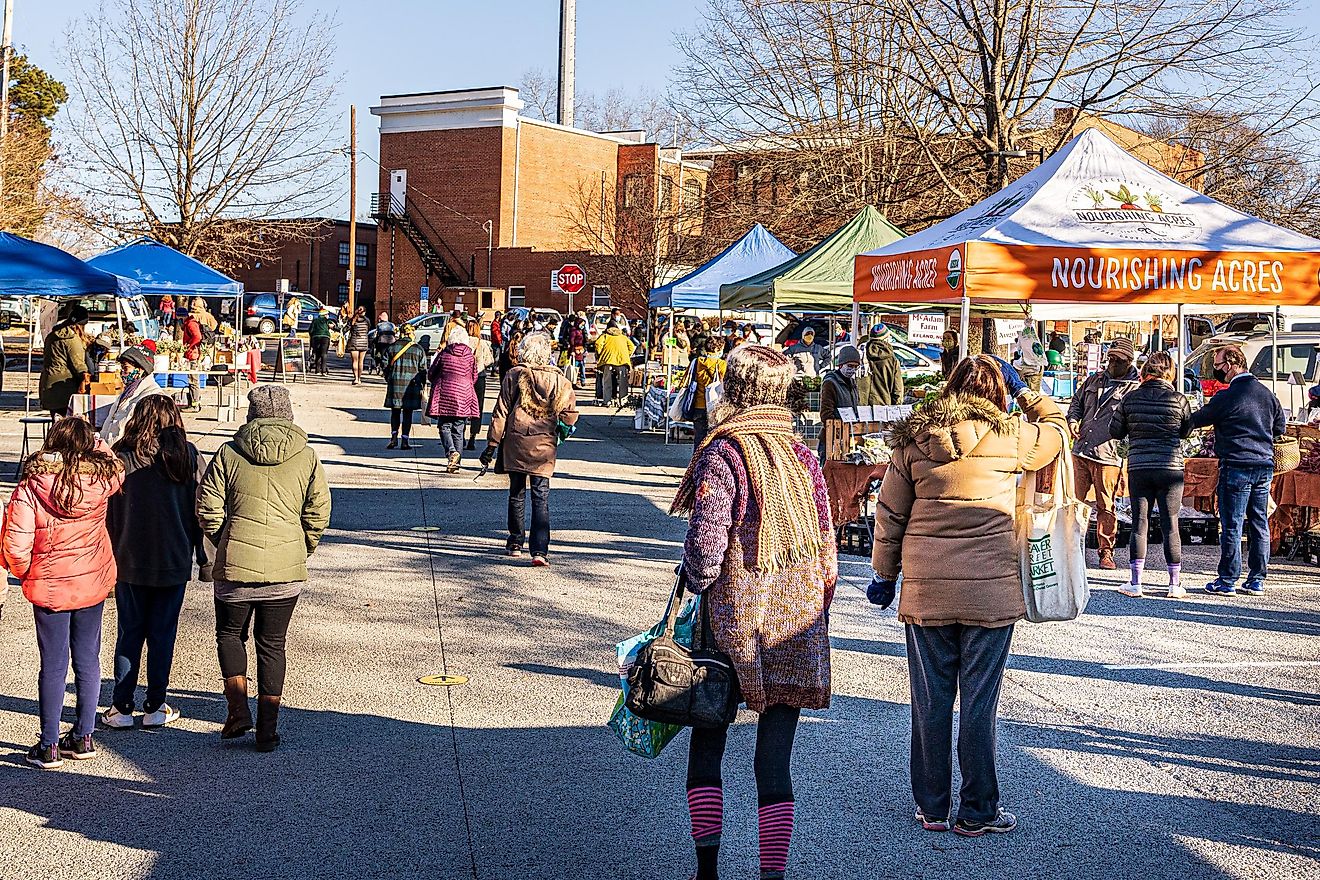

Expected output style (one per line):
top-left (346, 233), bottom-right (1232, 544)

top-left (867, 575), bottom-right (898, 609)
top-left (991, 355), bottom-right (1027, 396)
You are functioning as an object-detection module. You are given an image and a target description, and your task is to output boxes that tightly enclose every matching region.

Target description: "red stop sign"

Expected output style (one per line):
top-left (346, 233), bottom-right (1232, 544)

top-left (555, 263), bottom-right (586, 295)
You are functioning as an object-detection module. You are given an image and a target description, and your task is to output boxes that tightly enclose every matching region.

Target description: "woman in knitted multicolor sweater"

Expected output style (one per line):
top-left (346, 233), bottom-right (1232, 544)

top-left (670, 345), bottom-right (837, 880)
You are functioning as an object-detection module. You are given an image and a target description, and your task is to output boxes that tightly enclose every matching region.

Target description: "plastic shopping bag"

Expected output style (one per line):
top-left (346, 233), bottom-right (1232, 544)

top-left (607, 589), bottom-right (700, 758)
top-left (1017, 426), bottom-right (1090, 622)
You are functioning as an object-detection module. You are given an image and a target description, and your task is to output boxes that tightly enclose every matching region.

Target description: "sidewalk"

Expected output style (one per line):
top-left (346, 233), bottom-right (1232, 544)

top-left (0, 371), bottom-right (1315, 879)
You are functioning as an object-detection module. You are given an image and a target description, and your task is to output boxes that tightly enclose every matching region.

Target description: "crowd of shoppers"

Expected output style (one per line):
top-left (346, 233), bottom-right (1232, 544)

top-left (4, 384), bottom-right (329, 768)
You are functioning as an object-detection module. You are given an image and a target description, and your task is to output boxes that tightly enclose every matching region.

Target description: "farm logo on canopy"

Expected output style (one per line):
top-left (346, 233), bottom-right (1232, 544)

top-left (942, 183), bottom-right (1038, 242)
top-left (945, 249), bottom-right (963, 289)
top-left (1068, 178), bottom-right (1198, 242)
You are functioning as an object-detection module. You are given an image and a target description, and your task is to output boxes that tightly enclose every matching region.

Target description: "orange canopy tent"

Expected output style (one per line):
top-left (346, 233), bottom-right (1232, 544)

top-left (853, 128), bottom-right (1320, 360)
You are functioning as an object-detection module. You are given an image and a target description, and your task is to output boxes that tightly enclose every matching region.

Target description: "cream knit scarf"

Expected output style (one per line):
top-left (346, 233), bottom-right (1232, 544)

top-left (671, 404), bottom-right (823, 573)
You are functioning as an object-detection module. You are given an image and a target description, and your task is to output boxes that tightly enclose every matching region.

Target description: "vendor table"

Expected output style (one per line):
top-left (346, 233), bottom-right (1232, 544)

top-left (158, 369), bottom-right (240, 423)
top-left (1181, 458), bottom-right (1320, 555)
top-left (823, 460), bottom-right (888, 526)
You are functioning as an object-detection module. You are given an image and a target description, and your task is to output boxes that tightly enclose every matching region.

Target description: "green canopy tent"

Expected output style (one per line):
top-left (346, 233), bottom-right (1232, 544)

top-left (720, 206), bottom-right (907, 312)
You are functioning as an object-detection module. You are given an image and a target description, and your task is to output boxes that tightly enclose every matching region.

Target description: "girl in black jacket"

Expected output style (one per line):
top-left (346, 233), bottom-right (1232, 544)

top-left (1110, 352), bottom-right (1193, 598)
top-left (103, 396), bottom-right (208, 729)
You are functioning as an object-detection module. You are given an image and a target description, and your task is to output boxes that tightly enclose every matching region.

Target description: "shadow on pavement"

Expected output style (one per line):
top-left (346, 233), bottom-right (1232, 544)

top-left (0, 688), bottom-right (1312, 878)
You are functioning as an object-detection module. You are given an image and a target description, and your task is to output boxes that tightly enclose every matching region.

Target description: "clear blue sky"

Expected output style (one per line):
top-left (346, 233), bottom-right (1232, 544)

top-left (17, 0), bottom-right (704, 219)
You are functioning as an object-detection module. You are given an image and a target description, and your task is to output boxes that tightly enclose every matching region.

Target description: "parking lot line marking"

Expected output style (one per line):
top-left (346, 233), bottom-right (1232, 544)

top-left (1104, 660), bottom-right (1320, 671)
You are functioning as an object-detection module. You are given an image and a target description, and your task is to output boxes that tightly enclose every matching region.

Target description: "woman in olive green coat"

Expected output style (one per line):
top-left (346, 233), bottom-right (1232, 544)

top-left (196, 385), bottom-right (331, 752)
top-left (38, 307), bottom-right (90, 416)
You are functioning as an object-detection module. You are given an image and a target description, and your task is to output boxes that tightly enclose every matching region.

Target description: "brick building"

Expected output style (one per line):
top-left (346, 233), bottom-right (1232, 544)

top-left (230, 218), bottom-right (378, 312)
top-left (369, 86), bottom-right (706, 318)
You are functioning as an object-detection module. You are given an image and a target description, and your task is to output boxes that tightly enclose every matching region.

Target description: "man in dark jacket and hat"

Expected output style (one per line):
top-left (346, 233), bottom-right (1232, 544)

top-left (858, 325), bottom-right (904, 407)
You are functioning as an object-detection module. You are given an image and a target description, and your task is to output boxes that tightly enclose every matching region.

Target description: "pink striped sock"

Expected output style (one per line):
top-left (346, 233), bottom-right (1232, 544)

top-left (758, 801), bottom-right (795, 878)
top-left (687, 786), bottom-right (723, 845)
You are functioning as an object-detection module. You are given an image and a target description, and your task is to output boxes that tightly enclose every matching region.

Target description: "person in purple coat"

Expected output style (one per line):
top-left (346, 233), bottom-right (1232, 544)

top-left (427, 327), bottom-right (479, 472)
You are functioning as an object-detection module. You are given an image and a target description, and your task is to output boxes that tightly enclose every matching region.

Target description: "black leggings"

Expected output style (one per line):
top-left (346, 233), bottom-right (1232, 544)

top-left (390, 408), bottom-right (415, 436)
top-left (1128, 469), bottom-right (1184, 566)
top-left (687, 703), bottom-right (800, 806)
top-left (215, 596), bottom-right (299, 696)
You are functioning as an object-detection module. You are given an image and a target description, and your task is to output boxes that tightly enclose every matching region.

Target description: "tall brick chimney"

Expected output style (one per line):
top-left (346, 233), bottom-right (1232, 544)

top-left (557, 0), bottom-right (575, 127)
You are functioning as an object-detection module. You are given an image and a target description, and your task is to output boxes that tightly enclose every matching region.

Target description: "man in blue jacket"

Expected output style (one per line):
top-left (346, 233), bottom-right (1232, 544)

top-left (1190, 345), bottom-right (1286, 595)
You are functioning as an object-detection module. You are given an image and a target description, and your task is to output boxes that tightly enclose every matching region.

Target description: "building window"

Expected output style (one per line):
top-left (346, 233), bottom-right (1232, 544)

top-left (508, 285), bottom-right (526, 308)
top-left (591, 285), bottom-right (610, 308)
top-left (356, 243), bottom-right (369, 268)
top-left (338, 241), bottom-right (350, 267)
top-left (337, 282), bottom-right (349, 304)
top-left (659, 176), bottom-right (674, 211)
top-left (623, 173), bottom-right (645, 209)
top-left (735, 163), bottom-right (754, 203)
top-left (683, 179), bottom-right (702, 209)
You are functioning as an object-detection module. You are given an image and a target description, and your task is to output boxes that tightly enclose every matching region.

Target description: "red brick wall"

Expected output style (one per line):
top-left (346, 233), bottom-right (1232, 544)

top-left (229, 220), bottom-right (377, 311)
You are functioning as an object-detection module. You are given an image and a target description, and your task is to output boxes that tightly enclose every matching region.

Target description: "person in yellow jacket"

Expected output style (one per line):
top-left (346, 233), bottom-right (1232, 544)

top-left (681, 336), bottom-right (727, 448)
top-left (594, 323), bottom-right (636, 405)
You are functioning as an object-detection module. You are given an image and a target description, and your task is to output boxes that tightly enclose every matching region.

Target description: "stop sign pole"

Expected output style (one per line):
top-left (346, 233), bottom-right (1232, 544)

top-left (554, 263), bottom-right (586, 314)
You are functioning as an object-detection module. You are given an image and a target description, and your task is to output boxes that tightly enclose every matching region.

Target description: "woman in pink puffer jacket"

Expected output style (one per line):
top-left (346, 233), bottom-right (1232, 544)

top-left (2, 416), bottom-right (124, 769)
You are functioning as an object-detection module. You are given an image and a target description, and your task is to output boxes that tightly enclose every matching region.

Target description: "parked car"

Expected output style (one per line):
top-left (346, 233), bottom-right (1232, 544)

top-left (1188, 331), bottom-right (1320, 409)
top-left (243, 292), bottom-right (330, 335)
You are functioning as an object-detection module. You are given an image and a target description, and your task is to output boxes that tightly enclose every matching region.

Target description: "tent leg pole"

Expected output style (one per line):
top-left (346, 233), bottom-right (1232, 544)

top-left (850, 303), bottom-right (860, 348)
top-left (1175, 305), bottom-right (1184, 395)
top-left (1272, 305), bottom-right (1280, 400)
top-left (770, 301), bottom-right (778, 347)
top-left (958, 295), bottom-right (970, 361)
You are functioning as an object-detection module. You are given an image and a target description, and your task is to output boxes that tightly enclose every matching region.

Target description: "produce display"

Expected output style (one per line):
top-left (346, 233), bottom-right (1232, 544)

top-left (844, 433), bottom-right (892, 466)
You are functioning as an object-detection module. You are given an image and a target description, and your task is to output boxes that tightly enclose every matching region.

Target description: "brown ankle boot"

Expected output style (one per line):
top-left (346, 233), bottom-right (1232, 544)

top-left (220, 676), bottom-right (252, 739)
top-left (255, 695), bottom-right (282, 752)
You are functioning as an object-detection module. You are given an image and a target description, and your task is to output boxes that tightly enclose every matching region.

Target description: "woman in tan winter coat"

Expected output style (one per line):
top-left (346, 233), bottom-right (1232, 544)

top-left (871, 354), bottom-right (1065, 838)
top-left (481, 332), bottom-right (578, 566)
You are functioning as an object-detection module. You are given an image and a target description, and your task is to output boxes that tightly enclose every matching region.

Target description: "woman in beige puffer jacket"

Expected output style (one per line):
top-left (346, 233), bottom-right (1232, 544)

top-left (871, 354), bottom-right (1064, 837)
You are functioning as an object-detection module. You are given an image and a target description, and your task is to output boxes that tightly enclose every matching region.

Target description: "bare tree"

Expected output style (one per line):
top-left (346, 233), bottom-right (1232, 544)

top-left (60, 0), bottom-right (341, 272)
top-left (559, 165), bottom-right (706, 315)
top-left (674, 0), bottom-right (973, 247)
top-left (519, 68), bottom-right (693, 145)
top-left (885, 0), bottom-right (1319, 192)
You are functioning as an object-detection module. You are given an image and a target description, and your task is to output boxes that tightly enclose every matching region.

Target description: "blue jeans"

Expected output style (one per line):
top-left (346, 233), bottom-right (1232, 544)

top-left (508, 473), bottom-right (551, 556)
top-left (33, 602), bottom-right (105, 746)
top-left (438, 418), bottom-right (465, 455)
top-left (1217, 463), bottom-right (1274, 587)
top-left (112, 582), bottom-right (187, 715)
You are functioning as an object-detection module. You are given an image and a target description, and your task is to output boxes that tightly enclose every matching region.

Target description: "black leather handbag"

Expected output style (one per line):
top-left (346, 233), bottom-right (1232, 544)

top-left (626, 570), bottom-right (741, 729)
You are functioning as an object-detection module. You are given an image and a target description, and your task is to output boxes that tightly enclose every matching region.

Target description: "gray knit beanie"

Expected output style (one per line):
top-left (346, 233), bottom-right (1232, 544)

top-left (836, 344), bottom-right (862, 366)
top-left (247, 384), bottom-right (294, 422)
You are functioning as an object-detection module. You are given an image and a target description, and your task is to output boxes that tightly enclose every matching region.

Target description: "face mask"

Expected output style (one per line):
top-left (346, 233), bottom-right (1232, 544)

top-left (840, 365), bottom-right (859, 378)
top-left (121, 365), bottom-right (144, 384)
top-left (1212, 367), bottom-right (1228, 383)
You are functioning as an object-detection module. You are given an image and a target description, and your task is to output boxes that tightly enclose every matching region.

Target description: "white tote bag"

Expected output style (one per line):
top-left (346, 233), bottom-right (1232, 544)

top-left (668, 370), bottom-right (698, 421)
top-left (1017, 425), bottom-right (1090, 622)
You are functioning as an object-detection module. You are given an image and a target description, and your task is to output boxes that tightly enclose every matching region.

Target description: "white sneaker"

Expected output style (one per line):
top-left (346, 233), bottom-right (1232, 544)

top-left (101, 706), bottom-right (135, 729)
top-left (142, 704), bottom-right (180, 728)
top-left (1118, 584), bottom-right (1143, 598)
top-left (1168, 584), bottom-right (1187, 599)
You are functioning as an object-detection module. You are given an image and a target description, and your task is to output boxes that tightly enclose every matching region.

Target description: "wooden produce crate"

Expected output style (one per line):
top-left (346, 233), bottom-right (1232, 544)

top-left (825, 419), bottom-right (886, 461)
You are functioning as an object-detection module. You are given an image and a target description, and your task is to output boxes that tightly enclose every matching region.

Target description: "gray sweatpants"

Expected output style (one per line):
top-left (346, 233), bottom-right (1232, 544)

top-left (905, 622), bottom-right (1014, 823)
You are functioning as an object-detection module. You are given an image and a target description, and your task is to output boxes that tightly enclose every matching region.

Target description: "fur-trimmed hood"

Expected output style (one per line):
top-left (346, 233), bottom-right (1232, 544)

top-left (515, 363), bottom-right (572, 419)
top-left (19, 454), bottom-right (124, 517)
top-left (887, 393), bottom-right (1015, 463)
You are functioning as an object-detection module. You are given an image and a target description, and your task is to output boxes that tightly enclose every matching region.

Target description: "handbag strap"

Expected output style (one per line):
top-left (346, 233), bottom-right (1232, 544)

top-left (658, 567), bottom-right (687, 638)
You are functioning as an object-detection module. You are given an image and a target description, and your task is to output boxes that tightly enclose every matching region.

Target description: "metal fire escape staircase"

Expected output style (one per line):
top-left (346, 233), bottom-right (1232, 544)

top-left (370, 192), bottom-right (473, 287)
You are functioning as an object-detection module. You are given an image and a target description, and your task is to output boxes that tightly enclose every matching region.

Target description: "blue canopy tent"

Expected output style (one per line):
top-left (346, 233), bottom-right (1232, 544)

top-left (0, 231), bottom-right (139, 297)
top-left (88, 237), bottom-right (242, 326)
top-left (648, 223), bottom-right (795, 310)
top-left (0, 231), bottom-right (141, 411)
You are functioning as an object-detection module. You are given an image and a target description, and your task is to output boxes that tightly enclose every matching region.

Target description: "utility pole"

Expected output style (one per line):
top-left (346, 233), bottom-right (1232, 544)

top-left (347, 104), bottom-right (358, 315)
top-left (0, 0), bottom-right (14, 206)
